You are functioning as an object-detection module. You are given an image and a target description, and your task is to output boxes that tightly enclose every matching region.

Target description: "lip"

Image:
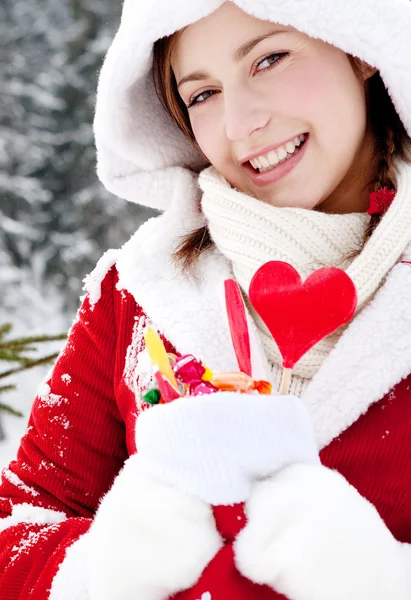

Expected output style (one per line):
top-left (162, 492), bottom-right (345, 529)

top-left (242, 133), bottom-right (309, 187)
top-left (240, 133), bottom-right (307, 165)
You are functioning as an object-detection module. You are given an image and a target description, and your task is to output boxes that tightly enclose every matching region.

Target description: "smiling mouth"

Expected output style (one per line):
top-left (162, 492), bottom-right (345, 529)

top-left (246, 134), bottom-right (308, 174)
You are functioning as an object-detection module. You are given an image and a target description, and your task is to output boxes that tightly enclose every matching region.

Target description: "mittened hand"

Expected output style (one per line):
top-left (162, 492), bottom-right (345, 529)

top-left (87, 455), bottom-right (223, 600)
top-left (135, 391), bottom-right (319, 506)
top-left (234, 463), bottom-right (411, 600)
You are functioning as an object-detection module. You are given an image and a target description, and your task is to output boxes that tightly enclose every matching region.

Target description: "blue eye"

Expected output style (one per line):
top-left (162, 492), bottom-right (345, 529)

top-left (187, 52), bottom-right (288, 109)
top-left (188, 89), bottom-right (216, 108)
top-left (256, 52), bottom-right (288, 72)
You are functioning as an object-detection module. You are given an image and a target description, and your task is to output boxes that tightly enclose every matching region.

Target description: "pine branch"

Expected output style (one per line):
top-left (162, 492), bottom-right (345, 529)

top-left (2, 333), bottom-right (66, 347)
top-left (0, 353), bottom-right (61, 380)
top-left (0, 324), bottom-right (12, 340)
top-left (0, 323), bottom-right (66, 417)
top-left (0, 385), bottom-right (16, 395)
top-left (0, 403), bottom-right (24, 417)
top-left (0, 334), bottom-right (66, 364)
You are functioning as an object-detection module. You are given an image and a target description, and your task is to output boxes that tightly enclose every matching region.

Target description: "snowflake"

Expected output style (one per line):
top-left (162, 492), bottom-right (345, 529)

top-left (37, 382), bottom-right (67, 407)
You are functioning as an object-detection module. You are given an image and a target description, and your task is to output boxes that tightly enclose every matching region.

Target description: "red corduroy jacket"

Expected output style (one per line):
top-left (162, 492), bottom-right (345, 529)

top-left (1, 264), bottom-right (411, 600)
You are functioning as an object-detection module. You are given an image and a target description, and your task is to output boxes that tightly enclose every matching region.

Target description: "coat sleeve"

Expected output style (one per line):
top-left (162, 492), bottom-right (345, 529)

top-left (0, 265), bottom-right (128, 599)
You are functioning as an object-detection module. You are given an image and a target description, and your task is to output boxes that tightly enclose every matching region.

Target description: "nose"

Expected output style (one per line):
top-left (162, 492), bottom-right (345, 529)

top-left (224, 86), bottom-right (271, 142)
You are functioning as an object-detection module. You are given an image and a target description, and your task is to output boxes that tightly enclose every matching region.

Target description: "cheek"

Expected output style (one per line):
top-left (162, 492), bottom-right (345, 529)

top-left (190, 110), bottom-right (228, 165)
top-left (286, 55), bottom-right (367, 143)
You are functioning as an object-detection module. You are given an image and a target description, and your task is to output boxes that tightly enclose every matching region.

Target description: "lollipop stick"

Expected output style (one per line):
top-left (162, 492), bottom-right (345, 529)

top-left (279, 367), bottom-right (292, 395)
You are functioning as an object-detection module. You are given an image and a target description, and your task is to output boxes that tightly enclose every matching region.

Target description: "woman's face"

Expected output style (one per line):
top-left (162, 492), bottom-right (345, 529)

top-left (172, 2), bottom-right (377, 212)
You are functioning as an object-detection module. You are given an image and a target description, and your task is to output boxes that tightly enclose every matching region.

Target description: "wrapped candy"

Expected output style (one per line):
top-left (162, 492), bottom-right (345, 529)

top-left (141, 316), bottom-right (272, 404)
top-left (188, 381), bottom-right (219, 396)
top-left (173, 354), bottom-right (207, 383)
top-left (210, 372), bottom-right (272, 394)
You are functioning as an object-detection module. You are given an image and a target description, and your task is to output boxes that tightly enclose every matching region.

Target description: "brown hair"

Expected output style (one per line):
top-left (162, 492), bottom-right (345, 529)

top-left (153, 33), bottom-right (411, 272)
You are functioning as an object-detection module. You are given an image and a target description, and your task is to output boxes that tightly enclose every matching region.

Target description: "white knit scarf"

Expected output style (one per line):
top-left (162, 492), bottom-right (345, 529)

top-left (199, 162), bottom-right (411, 396)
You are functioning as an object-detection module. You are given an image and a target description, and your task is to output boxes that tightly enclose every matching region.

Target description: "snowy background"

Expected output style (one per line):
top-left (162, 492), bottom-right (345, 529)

top-left (0, 0), bottom-right (155, 467)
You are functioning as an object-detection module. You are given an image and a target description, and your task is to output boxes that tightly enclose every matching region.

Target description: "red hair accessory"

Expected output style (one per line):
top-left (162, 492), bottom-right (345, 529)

top-left (367, 188), bottom-right (396, 217)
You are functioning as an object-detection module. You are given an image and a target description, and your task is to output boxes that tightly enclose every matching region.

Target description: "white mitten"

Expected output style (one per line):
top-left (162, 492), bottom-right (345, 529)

top-left (135, 391), bottom-right (320, 505)
top-left (234, 463), bottom-right (411, 600)
top-left (86, 454), bottom-right (223, 600)
top-left (86, 391), bottom-right (319, 600)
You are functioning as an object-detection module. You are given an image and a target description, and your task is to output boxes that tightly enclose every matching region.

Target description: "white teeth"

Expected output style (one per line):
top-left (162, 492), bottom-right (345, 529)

top-left (249, 133), bottom-right (307, 173)
top-left (250, 157), bottom-right (262, 169)
top-left (285, 141), bottom-right (296, 154)
top-left (267, 150), bottom-right (280, 166)
top-left (277, 147), bottom-right (288, 160)
top-left (259, 155), bottom-right (270, 168)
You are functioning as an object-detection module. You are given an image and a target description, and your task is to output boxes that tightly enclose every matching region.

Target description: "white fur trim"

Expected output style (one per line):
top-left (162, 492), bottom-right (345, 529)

top-left (82, 248), bottom-right (119, 307)
top-left (115, 173), bottom-right (273, 381)
top-left (94, 0), bottom-right (411, 209)
top-left (0, 503), bottom-right (66, 534)
top-left (115, 184), bottom-right (245, 375)
top-left (401, 241), bottom-right (411, 263)
top-left (86, 453), bottom-right (222, 600)
top-left (136, 392), bottom-right (319, 505)
top-left (49, 532), bottom-right (90, 600)
top-left (116, 192), bottom-right (411, 449)
top-left (304, 256), bottom-right (411, 448)
top-left (234, 464), bottom-right (411, 600)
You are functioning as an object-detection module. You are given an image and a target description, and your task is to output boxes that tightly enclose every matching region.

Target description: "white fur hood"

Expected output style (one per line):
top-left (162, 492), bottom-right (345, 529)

top-left (94, 0), bottom-right (411, 211)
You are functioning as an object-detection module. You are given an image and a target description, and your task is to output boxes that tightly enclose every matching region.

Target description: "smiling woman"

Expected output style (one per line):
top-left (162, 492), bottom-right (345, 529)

top-left (153, 3), bottom-right (411, 269)
top-left (2, 1), bottom-right (411, 600)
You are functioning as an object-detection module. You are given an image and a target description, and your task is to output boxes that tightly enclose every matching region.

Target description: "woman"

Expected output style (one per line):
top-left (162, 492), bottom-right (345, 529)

top-left (1, 1), bottom-right (411, 599)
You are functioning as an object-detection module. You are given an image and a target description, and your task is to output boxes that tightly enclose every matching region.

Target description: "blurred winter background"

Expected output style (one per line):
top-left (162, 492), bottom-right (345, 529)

top-left (0, 0), bottom-right (155, 466)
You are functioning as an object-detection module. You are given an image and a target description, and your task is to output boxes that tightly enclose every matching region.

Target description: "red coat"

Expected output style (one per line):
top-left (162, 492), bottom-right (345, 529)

top-left (1, 249), bottom-right (411, 598)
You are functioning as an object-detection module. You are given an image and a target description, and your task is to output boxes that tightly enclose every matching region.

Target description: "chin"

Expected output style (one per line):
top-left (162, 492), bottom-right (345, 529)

top-left (256, 191), bottom-right (318, 210)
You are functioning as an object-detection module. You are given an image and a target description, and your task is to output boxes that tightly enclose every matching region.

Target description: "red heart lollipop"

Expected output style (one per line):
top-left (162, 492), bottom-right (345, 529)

top-left (249, 261), bottom-right (357, 369)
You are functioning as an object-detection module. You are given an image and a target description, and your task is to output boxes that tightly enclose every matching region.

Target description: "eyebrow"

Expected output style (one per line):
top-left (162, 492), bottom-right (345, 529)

top-left (177, 29), bottom-right (287, 88)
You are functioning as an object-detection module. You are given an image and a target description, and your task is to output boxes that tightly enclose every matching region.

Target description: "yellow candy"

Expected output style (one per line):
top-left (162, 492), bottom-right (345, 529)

top-left (202, 365), bottom-right (213, 381)
top-left (144, 327), bottom-right (178, 389)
